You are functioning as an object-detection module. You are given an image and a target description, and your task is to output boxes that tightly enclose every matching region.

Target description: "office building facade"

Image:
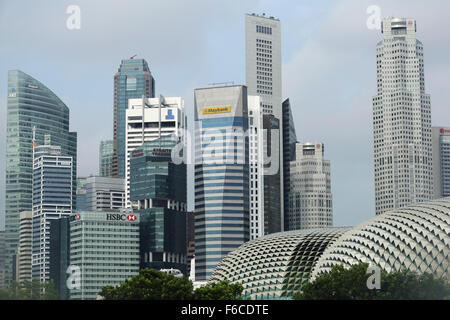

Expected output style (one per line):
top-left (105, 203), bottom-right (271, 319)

top-left (289, 142), bottom-right (332, 230)
top-left (282, 98), bottom-right (297, 231)
top-left (49, 216), bottom-right (71, 300)
top-left (125, 96), bottom-right (185, 207)
top-left (130, 135), bottom-right (188, 275)
top-left (99, 140), bottom-right (113, 177)
top-left (112, 58), bottom-right (155, 179)
top-left (194, 85), bottom-right (250, 281)
top-left (32, 143), bottom-right (73, 283)
top-left (372, 18), bottom-right (433, 215)
top-left (4, 70), bottom-right (77, 286)
top-left (69, 211), bottom-right (140, 300)
top-left (432, 127), bottom-right (450, 198)
top-left (245, 13), bottom-right (284, 228)
top-left (15, 211), bottom-right (32, 283)
top-left (84, 176), bottom-right (125, 211)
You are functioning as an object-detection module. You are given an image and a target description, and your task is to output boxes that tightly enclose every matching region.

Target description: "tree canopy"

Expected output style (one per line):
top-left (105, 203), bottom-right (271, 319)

top-left (0, 279), bottom-right (59, 300)
top-left (293, 263), bottom-right (450, 300)
top-left (99, 268), bottom-right (243, 300)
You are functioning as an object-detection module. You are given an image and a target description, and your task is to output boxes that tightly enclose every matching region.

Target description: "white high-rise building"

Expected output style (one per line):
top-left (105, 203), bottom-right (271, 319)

top-left (245, 13), bottom-right (284, 227)
top-left (372, 18), bottom-right (433, 215)
top-left (125, 96), bottom-right (185, 207)
top-left (248, 96), bottom-right (264, 240)
top-left (289, 142), bottom-right (332, 230)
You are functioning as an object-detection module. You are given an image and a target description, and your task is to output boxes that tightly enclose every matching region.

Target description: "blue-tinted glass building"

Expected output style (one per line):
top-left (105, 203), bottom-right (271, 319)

top-left (194, 85), bottom-right (250, 281)
top-left (4, 70), bottom-right (77, 286)
top-left (282, 98), bottom-right (297, 231)
top-left (112, 58), bottom-right (155, 179)
top-left (99, 140), bottom-right (113, 177)
top-left (130, 135), bottom-right (188, 274)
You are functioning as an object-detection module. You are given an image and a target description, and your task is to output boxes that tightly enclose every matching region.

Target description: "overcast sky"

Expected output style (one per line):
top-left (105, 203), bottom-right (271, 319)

top-left (1, 0), bottom-right (450, 230)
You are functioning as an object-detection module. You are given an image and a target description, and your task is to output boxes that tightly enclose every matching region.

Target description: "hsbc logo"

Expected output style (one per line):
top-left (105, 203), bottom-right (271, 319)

top-left (106, 213), bottom-right (137, 222)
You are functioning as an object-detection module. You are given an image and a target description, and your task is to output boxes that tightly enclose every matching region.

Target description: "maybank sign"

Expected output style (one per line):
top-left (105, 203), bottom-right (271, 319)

top-left (202, 106), bottom-right (231, 114)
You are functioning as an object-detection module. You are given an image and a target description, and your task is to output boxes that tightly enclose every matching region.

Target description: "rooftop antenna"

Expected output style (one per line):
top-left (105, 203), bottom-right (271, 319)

top-left (130, 54), bottom-right (137, 59)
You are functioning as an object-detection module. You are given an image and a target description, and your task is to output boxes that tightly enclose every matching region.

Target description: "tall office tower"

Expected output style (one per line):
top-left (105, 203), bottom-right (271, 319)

top-left (432, 127), bottom-right (450, 198)
top-left (125, 96), bottom-right (185, 207)
top-left (99, 140), bottom-right (114, 177)
top-left (112, 58), bottom-right (155, 179)
top-left (372, 18), bottom-right (433, 215)
top-left (282, 98), bottom-right (297, 231)
top-left (49, 216), bottom-right (71, 300)
top-left (245, 13), bottom-right (284, 227)
top-left (0, 231), bottom-right (5, 288)
top-left (194, 85), bottom-right (250, 281)
top-left (15, 211), bottom-right (32, 283)
top-left (4, 70), bottom-right (77, 286)
top-left (32, 143), bottom-right (73, 283)
top-left (248, 96), bottom-right (265, 240)
top-left (130, 135), bottom-right (188, 275)
top-left (75, 177), bottom-right (88, 212)
top-left (289, 143), bottom-right (332, 230)
top-left (69, 211), bottom-right (140, 300)
top-left (84, 176), bottom-right (125, 211)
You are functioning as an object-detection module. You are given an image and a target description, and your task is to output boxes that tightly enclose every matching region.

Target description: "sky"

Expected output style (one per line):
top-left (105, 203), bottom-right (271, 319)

top-left (1, 0), bottom-right (450, 230)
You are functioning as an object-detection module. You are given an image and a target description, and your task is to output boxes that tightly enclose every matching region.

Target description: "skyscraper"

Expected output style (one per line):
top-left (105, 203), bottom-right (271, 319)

top-left (432, 127), bottom-right (450, 198)
top-left (16, 211), bottom-right (32, 283)
top-left (125, 96), bottom-right (185, 207)
top-left (248, 96), bottom-right (282, 240)
top-left (99, 140), bottom-right (113, 177)
top-left (282, 98), bottom-right (297, 231)
top-left (4, 70), bottom-right (77, 286)
top-left (130, 135), bottom-right (188, 275)
top-left (194, 85), bottom-right (250, 281)
top-left (112, 58), bottom-right (155, 179)
top-left (245, 13), bottom-right (284, 227)
top-left (32, 142), bottom-right (73, 283)
top-left (84, 176), bottom-right (125, 211)
top-left (289, 142), bottom-right (332, 230)
top-left (372, 18), bottom-right (433, 215)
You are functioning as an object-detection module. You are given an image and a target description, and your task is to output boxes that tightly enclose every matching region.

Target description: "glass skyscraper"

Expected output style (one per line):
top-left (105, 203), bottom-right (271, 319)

top-left (130, 135), bottom-right (188, 275)
top-left (4, 70), bottom-right (77, 286)
top-left (99, 140), bottom-right (113, 177)
top-left (112, 58), bottom-right (155, 179)
top-left (194, 85), bottom-right (250, 281)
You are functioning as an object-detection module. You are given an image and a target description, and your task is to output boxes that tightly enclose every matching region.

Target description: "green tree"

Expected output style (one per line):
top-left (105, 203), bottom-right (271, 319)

top-left (0, 279), bottom-right (59, 300)
top-left (293, 263), bottom-right (450, 300)
top-left (194, 280), bottom-right (243, 300)
top-left (99, 268), bottom-right (194, 300)
top-left (99, 269), bottom-right (244, 300)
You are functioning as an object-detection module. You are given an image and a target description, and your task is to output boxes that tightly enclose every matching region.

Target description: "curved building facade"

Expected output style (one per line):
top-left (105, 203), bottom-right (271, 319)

top-left (4, 70), bottom-right (77, 286)
top-left (311, 198), bottom-right (450, 280)
top-left (209, 227), bottom-right (351, 299)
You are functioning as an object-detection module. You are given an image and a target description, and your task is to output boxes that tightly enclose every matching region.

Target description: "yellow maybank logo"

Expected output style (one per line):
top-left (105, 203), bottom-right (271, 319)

top-left (202, 106), bottom-right (231, 114)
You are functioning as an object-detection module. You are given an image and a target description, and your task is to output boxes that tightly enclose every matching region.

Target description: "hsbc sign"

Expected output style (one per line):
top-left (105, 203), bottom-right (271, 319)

top-left (106, 213), bottom-right (137, 222)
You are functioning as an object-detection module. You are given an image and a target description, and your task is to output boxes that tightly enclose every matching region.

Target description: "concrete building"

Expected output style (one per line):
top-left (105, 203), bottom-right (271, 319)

top-left (84, 176), bottom-right (125, 211)
top-left (288, 142), bottom-right (332, 230)
top-left (372, 18), bottom-right (433, 215)
top-left (245, 13), bottom-right (284, 230)
top-left (4, 70), bottom-right (77, 286)
top-left (15, 211), bottom-right (32, 283)
top-left (32, 142), bottom-right (73, 283)
top-left (0, 231), bottom-right (5, 288)
top-left (99, 140), bottom-right (113, 177)
top-left (125, 96), bottom-right (185, 207)
top-left (194, 85), bottom-right (250, 281)
top-left (69, 211), bottom-right (140, 300)
top-left (432, 127), bottom-right (450, 198)
top-left (130, 135), bottom-right (188, 275)
top-left (112, 57), bottom-right (155, 179)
